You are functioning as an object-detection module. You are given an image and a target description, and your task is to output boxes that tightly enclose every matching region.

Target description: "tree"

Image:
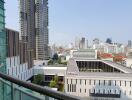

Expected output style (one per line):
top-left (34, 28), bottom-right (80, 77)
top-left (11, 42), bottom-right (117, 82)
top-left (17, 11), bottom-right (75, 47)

top-left (49, 75), bottom-right (58, 88)
top-left (32, 74), bottom-right (43, 85)
top-left (58, 81), bottom-right (64, 92)
top-left (61, 61), bottom-right (67, 65)
top-left (52, 53), bottom-right (59, 62)
top-left (49, 75), bottom-right (64, 92)
top-left (106, 38), bottom-right (112, 44)
top-left (48, 59), bottom-right (53, 65)
top-left (57, 57), bottom-right (61, 64)
top-left (49, 80), bottom-right (57, 88)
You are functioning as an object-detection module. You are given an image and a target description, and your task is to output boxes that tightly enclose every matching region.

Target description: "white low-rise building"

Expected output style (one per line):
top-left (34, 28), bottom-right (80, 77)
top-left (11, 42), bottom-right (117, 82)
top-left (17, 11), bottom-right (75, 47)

top-left (93, 43), bottom-right (125, 54)
top-left (71, 49), bottom-right (97, 60)
top-left (126, 50), bottom-right (132, 68)
top-left (33, 63), bottom-right (67, 86)
top-left (33, 65), bottom-right (67, 76)
top-left (65, 58), bottom-right (132, 99)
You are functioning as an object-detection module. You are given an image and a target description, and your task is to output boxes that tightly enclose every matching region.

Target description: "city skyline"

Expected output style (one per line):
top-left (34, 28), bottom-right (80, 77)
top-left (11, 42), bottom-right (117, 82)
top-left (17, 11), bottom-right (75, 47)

top-left (1, 0), bottom-right (132, 99)
top-left (5, 0), bottom-right (132, 45)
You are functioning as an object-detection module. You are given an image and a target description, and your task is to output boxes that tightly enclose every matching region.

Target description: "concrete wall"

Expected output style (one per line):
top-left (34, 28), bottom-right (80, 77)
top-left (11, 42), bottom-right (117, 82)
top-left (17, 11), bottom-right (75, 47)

top-left (33, 66), bottom-right (67, 76)
top-left (6, 56), bottom-right (33, 81)
top-left (126, 58), bottom-right (132, 68)
top-left (65, 76), bottom-right (132, 99)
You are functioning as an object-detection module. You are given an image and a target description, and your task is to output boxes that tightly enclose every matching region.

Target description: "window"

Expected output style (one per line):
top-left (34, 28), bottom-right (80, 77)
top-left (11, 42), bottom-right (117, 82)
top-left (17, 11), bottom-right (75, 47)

top-left (12, 67), bottom-right (13, 76)
top-left (85, 89), bottom-right (86, 93)
top-left (72, 84), bottom-right (73, 92)
top-left (120, 81), bottom-right (121, 86)
top-left (22, 65), bottom-right (23, 72)
top-left (74, 85), bottom-right (76, 92)
top-left (99, 89), bottom-right (100, 94)
top-left (94, 80), bottom-right (96, 85)
top-left (70, 84), bottom-right (72, 92)
top-left (103, 89), bottom-right (105, 94)
top-left (67, 84), bottom-right (69, 92)
top-left (14, 56), bottom-right (15, 66)
top-left (71, 79), bottom-right (72, 84)
top-left (124, 91), bottom-right (126, 95)
top-left (21, 74), bottom-right (22, 80)
top-left (0, 8), bottom-right (4, 15)
top-left (110, 90), bottom-right (111, 93)
top-left (89, 80), bottom-right (91, 85)
top-left (93, 89), bottom-right (95, 93)
top-left (130, 91), bottom-right (131, 95)
top-left (120, 90), bottom-right (121, 94)
top-left (85, 80), bottom-right (86, 85)
top-left (115, 90), bottom-right (116, 94)
top-left (99, 80), bottom-right (100, 86)
top-left (104, 80), bottom-right (105, 85)
top-left (125, 81), bottom-right (126, 87)
top-left (130, 81), bottom-right (131, 87)
top-left (80, 79), bottom-right (81, 85)
top-left (89, 89), bottom-right (91, 93)
top-left (19, 66), bottom-right (20, 73)
top-left (76, 79), bottom-right (77, 84)
top-left (0, 16), bottom-right (4, 22)
top-left (7, 69), bottom-right (9, 75)
top-left (108, 80), bottom-right (111, 86)
top-left (10, 58), bottom-right (11, 68)
top-left (115, 81), bottom-right (116, 86)
top-left (16, 67), bottom-right (17, 75)
top-left (80, 89), bottom-right (81, 93)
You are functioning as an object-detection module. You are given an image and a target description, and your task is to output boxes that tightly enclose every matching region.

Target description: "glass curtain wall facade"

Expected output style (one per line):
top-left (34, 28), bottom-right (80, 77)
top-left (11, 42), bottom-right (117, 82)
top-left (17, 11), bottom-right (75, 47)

top-left (0, 0), bottom-right (7, 100)
top-left (0, 0), bottom-right (6, 73)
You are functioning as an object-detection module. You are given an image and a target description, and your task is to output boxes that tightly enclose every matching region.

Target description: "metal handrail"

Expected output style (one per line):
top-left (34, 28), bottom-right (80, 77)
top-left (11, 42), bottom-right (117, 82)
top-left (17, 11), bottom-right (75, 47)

top-left (0, 72), bottom-right (81, 100)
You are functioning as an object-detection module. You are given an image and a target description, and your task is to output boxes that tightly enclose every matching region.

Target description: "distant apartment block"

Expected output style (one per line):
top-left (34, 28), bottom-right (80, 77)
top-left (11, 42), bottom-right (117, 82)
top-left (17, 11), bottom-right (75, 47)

top-left (75, 37), bottom-right (80, 49)
top-left (80, 37), bottom-right (85, 49)
top-left (75, 37), bottom-right (86, 49)
top-left (93, 38), bottom-right (100, 45)
top-left (128, 40), bottom-right (132, 48)
top-left (93, 42), bottom-right (125, 54)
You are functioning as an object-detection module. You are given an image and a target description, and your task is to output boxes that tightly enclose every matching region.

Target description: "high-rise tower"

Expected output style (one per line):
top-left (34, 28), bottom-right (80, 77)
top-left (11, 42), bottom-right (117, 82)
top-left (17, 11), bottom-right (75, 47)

top-left (0, 0), bottom-right (6, 73)
top-left (0, 0), bottom-right (7, 99)
top-left (35, 0), bottom-right (49, 60)
top-left (19, 0), bottom-right (35, 69)
top-left (128, 40), bottom-right (132, 48)
top-left (19, 0), bottom-right (36, 60)
top-left (80, 37), bottom-right (85, 49)
top-left (19, 0), bottom-right (49, 61)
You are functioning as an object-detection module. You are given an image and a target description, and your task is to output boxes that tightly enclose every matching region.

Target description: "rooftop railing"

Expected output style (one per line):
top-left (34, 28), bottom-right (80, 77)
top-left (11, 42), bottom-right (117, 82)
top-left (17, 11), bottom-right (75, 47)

top-left (0, 72), bottom-right (81, 100)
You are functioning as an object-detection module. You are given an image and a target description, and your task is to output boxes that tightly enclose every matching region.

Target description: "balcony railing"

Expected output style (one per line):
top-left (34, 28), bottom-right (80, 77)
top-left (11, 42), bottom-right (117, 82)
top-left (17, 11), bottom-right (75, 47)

top-left (0, 72), bottom-right (81, 100)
